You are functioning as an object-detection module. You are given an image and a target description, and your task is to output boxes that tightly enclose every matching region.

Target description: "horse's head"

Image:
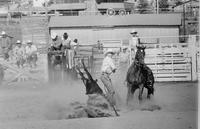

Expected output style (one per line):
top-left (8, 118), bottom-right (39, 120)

top-left (135, 45), bottom-right (146, 63)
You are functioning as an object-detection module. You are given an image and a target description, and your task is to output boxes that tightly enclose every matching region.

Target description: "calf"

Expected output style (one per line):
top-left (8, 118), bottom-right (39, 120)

top-left (76, 59), bottom-right (119, 116)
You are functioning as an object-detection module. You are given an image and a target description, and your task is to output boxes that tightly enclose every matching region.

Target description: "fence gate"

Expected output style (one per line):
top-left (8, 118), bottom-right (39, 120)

top-left (144, 43), bottom-right (192, 81)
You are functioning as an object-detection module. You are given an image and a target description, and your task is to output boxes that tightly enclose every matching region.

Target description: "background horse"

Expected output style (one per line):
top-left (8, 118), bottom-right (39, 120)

top-left (126, 45), bottom-right (154, 105)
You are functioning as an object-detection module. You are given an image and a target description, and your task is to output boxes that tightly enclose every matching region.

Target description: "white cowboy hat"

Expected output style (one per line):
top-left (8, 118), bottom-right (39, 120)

top-left (16, 40), bottom-right (21, 44)
top-left (1, 31), bottom-right (6, 35)
top-left (122, 46), bottom-right (128, 49)
top-left (104, 48), bottom-right (115, 55)
top-left (51, 32), bottom-right (57, 39)
top-left (130, 29), bottom-right (137, 34)
top-left (27, 40), bottom-right (33, 44)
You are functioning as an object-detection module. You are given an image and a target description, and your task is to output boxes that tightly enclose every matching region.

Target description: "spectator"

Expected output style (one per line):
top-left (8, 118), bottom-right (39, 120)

top-left (50, 32), bottom-right (63, 51)
top-left (68, 38), bottom-right (79, 69)
top-left (71, 39), bottom-right (79, 55)
top-left (13, 40), bottom-right (25, 68)
top-left (0, 31), bottom-right (12, 61)
top-left (25, 40), bottom-right (38, 68)
top-left (62, 32), bottom-right (71, 50)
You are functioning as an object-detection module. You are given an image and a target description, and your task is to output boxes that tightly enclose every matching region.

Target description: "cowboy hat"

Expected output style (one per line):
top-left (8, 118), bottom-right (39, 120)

top-left (122, 46), bottom-right (128, 50)
top-left (104, 48), bottom-right (115, 55)
top-left (130, 29), bottom-right (137, 34)
top-left (16, 40), bottom-right (21, 44)
top-left (51, 32), bottom-right (57, 39)
top-left (27, 40), bottom-right (33, 44)
top-left (1, 31), bottom-right (6, 35)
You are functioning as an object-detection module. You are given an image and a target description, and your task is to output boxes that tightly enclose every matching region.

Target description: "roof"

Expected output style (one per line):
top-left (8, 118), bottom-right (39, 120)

top-left (49, 14), bottom-right (182, 28)
top-left (9, 5), bottom-right (46, 12)
top-left (172, 0), bottom-right (199, 8)
top-left (97, 3), bottom-right (125, 10)
top-left (48, 3), bottom-right (86, 10)
top-left (0, 6), bottom-right (7, 14)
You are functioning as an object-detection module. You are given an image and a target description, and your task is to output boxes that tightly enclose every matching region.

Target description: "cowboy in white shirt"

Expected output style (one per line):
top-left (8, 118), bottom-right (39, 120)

top-left (129, 29), bottom-right (140, 64)
top-left (62, 32), bottom-right (71, 49)
top-left (13, 40), bottom-right (25, 68)
top-left (50, 32), bottom-right (63, 51)
top-left (25, 40), bottom-right (38, 68)
top-left (100, 49), bottom-right (117, 106)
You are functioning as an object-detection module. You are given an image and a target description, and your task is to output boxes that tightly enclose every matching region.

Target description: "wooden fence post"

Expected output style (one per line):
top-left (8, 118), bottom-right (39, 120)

top-left (188, 35), bottom-right (197, 81)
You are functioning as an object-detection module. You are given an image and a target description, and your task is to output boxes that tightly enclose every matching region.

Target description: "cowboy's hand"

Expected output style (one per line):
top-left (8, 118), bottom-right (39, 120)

top-left (112, 69), bottom-right (116, 73)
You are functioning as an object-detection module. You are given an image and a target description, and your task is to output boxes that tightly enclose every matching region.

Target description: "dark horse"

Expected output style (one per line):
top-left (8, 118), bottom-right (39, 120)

top-left (126, 45), bottom-right (154, 105)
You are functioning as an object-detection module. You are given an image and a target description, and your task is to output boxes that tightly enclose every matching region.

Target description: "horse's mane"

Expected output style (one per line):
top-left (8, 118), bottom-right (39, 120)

top-left (126, 45), bottom-right (146, 84)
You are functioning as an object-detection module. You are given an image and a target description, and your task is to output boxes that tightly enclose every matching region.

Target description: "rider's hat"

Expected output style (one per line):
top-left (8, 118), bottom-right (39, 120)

top-left (104, 48), bottom-right (115, 56)
top-left (27, 40), bottom-right (33, 44)
top-left (51, 32), bottom-right (57, 39)
top-left (1, 31), bottom-right (6, 35)
top-left (130, 29), bottom-right (137, 34)
top-left (16, 40), bottom-right (22, 44)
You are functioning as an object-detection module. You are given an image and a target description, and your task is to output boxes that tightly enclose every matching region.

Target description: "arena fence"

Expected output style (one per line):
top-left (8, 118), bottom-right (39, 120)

top-left (91, 35), bottom-right (198, 82)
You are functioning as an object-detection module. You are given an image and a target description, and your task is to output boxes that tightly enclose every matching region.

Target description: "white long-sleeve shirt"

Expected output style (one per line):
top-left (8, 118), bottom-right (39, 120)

top-left (129, 37), bottom-right (139, 48)
top-left (62, 37), bottom-right (71, 46)
top-left (101, 56), bottom-right (116, 74)
top-left (25, 45), bottom-right (37, 55)
top-left (13, 46), bottom-right (25, 57)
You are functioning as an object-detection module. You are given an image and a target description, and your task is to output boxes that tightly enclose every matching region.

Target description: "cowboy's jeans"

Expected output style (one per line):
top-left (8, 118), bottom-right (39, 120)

top-left (100, 73), bottom-right (116, 106)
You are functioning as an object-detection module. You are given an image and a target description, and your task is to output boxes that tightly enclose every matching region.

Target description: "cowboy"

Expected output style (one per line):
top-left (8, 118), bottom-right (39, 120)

top-left (50, 32), bottom-right (63, 51)
top-left (0, 64), bottom-right (4, 85)
top-left (100, 49), bottom-right (118, 107)
top-left (71, 39), bottom-right (79, 52)
top-left (120, 46), bottom-right (129, 63)
top-left (13, 40), bottom-right (25, 68)
top-left (129, 29), bottom-right (140, 64)
top-left (25, 40), bottom-right (38, 68)
top-left (67, 38), bottom-right (79, 69)
top-left (62, 32), bottom-right (71, 50)
top-left (0, 31), bottom-right (12, 61)
top-left (61, 33), bottom-right (72, 69)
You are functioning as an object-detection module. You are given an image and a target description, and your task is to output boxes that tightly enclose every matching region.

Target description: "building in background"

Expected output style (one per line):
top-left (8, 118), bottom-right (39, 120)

top-left (49, 14), bottom-right (181, 45)
top-left (33, 0), bottom-right (46, 7)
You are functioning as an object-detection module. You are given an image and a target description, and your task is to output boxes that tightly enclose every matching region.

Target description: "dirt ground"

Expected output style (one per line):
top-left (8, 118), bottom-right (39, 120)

top-left (0, 77), bottom-right (198, 129)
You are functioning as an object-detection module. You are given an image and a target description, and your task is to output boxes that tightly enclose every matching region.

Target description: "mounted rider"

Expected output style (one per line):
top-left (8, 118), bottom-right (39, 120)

top-left (129, 29), bottom-right (140, 64)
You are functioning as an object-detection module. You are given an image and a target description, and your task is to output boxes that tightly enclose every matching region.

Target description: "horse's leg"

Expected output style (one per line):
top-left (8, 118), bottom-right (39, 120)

top-left (126, 83), bottom-right (136, 106)
top-left (147, 88), bottom-right (151, 99)
top-left (126, 84), bottom-right (132, 106)
top-left (138, 84), bottom-right (144, 103)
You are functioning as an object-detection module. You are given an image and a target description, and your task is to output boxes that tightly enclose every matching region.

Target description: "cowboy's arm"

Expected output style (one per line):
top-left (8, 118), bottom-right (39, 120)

top-left (110, 59), bottom-right (117, 73)
top-left (13, 47), bottom-right (17, 57)
top-left (30, 46), bottom-right (38, 55)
